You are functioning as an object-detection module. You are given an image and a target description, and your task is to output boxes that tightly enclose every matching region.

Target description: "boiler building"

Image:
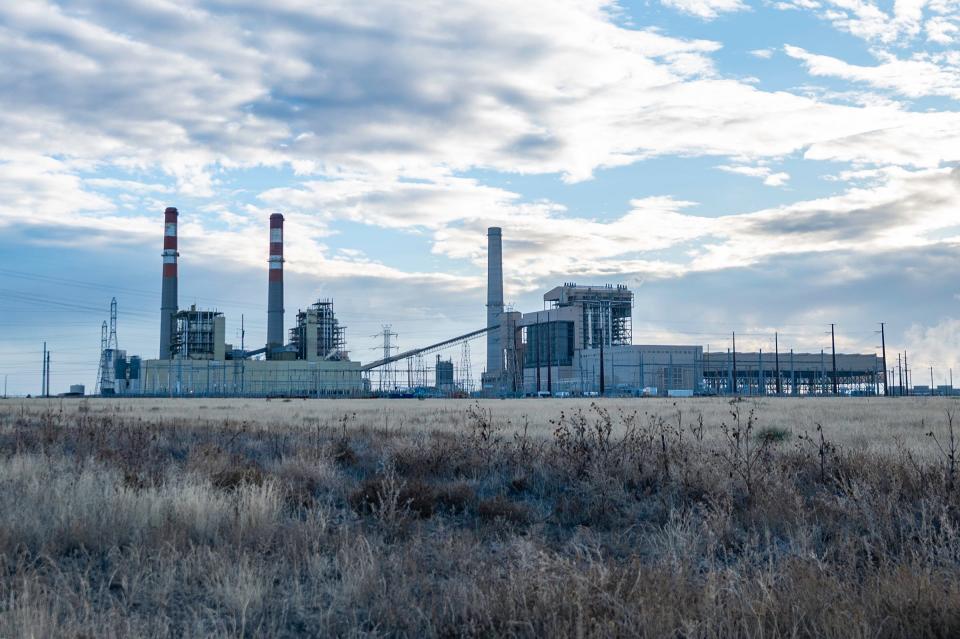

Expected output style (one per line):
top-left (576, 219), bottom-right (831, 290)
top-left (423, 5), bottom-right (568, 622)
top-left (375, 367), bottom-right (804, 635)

top-left (509, 284), bottom-right (702, 396)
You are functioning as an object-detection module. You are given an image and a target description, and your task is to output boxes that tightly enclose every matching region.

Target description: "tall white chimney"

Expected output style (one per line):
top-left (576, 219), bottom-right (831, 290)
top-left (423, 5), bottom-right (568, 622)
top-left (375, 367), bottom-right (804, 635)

top-left (486, 227), bottom-right (504, 376)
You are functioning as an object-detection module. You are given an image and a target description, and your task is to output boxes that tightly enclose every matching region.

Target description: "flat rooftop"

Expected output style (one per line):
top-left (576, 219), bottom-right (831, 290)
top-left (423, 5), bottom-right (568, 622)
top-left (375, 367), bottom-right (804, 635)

top-left (543, 283), bottom-right (633, 306)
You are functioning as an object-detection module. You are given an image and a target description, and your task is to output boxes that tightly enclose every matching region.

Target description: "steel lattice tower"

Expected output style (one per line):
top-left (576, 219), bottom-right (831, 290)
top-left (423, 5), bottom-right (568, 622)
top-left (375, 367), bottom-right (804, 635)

top-left (459, 341), bottom-right (473, 394)
top-left (108, 297), bottom-right (118, 350)
top-left (96, 320), bottom-right (108, 394)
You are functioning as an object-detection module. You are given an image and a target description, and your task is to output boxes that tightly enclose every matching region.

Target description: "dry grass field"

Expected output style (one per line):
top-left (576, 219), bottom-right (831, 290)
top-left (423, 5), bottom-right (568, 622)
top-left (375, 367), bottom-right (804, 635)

top-left (2, 396), bottom-right (960, 637)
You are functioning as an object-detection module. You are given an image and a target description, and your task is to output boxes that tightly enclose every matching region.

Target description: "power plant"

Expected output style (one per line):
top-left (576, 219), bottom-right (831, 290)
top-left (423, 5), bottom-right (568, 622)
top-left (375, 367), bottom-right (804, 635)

top-left (106, 210), bottom-right (364, 397)
top-left (96, 207), bottom-right (890, 398)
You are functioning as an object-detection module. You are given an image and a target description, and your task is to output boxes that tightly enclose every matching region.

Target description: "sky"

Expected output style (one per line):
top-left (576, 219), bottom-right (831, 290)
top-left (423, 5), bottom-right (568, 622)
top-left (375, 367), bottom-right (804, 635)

top-left (1, 0), bottom-right (959, 395)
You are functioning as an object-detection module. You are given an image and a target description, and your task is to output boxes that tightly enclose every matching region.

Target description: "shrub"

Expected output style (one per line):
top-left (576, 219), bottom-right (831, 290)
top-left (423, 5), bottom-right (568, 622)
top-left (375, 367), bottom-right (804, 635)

top-left (331, 438), bottom-right (358, 467)
top-left (477, 495), bottom-right (530, 525)
top-left (349, 476), bottom-right (435, 519)
top-left (756, 426), bottom-right (791, 444)
top-left (434, 482), bottom-right (477, 512)
top-left (210, 463), bottom-right (265, 491)
top-left (185, 444), bottom-right (265, 491)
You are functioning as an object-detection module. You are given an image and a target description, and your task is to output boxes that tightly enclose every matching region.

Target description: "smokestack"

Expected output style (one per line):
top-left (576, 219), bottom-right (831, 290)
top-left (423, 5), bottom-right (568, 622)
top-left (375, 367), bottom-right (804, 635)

top-left (267, 213), bottom-right (285, 355)
top-left (159, 207), bottom-right (178, 360)
top-left (486, 227), bottom-right (504, 376)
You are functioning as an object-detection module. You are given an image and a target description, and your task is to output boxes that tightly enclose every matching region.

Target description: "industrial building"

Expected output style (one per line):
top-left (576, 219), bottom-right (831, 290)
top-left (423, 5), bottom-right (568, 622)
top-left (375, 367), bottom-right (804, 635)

top-left (481, 281), bottom-right (703, 396)
top-left (479, 227), bottom-right (703, 397)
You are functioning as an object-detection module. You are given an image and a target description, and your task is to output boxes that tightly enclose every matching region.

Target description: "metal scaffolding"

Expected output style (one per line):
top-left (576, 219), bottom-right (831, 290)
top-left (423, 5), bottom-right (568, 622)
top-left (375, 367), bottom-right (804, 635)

top-left (171, 306), bottom-right (224, 360)
top-left (290, 299), bottom-right (348, 361)
top-left (544, 283), bottom-right (633, 348)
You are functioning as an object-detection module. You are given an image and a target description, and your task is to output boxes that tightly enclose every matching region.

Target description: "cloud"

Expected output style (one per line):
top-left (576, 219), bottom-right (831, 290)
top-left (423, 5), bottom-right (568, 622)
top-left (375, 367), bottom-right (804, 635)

top-left (633, 241), bottom-right (960, 359)
top-left (786, 0), bottom-right (928, 44)
top-left (0, 4), bottom-right (956, 316)
top-left (804, 112), bottom-right (960, 168)
top-left (660, 0), bottom-right (749, 19)
top-left (777, 0), bottom-right (960, 53)
top-left (85, 178), bottom-right (171, 194)
top-left (764, 172), bottom-right (791, 186)
top-left (264, 164), bottom-right (960, 288)
top-left (696, 166), bottom-right (960, 270)
top-left (0, 2), bottom-right (955, 283)
top-left (716, 164), bottom-right (791, 186)
top-left (1, 0), bottom-right (957, 200)
top-left (325, 165), bottom-right (960, 290)
top-left (259, 175), bottom-right (540, 230)
top-left (0, 0), bottom-right (727, 185)
top-left (785, 44), bottom-right (960, 99)
top-left (926, 15), bottom-right (960, 42)
top-left (905, 318), bottom-right (960, 376)
top-left (0, 155), bottom-right (125, 234)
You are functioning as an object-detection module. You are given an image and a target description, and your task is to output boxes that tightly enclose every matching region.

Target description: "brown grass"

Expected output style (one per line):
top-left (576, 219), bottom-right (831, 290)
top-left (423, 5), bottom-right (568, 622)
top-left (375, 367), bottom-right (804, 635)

top-left (0, 397), bottom-right (959, 637)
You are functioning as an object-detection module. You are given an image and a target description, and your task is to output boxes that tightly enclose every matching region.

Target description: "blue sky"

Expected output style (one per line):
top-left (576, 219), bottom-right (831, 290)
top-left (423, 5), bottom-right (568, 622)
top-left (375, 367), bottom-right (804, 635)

top-left (1, 0), bottom-right (959, 395)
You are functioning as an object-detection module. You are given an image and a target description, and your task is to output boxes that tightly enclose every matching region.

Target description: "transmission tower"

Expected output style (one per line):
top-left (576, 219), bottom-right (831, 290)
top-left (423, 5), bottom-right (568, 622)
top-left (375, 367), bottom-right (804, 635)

top-left (96, 320), bottom-right (108, 394)
top-left (414, 353), bottom-right (426, 389)
top-left (108, 297), bottom-right (119, 350)
top-left (372, 325), bottom-right (398, 391)
top-left (459, 340), bottom-right (473, 394)
top-left (96, 298), bottom-right (120, 395)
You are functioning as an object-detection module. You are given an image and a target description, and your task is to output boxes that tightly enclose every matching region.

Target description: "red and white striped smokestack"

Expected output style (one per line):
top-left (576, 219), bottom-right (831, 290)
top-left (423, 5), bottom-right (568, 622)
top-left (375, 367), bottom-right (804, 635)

top-left (159, 207), bottom-right (178, 360)
top-left (266, 213), bottom-right (285, 354)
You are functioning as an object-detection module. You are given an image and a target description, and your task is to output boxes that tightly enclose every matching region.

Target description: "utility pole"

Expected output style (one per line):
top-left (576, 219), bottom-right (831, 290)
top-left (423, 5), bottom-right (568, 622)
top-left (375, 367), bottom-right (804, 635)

top-left (726, 348), bottom-right (731, 395)
top-left (758, 348), bottom-right (763, 396)
top-left (879, 322), bottom-right (888, 397)
top-left (904, 351), bottom-right (910, 396)
top-left (931, 366), bottom-right (935, 397)
top-left (546, 311), bottom-right (553, 395)
top-left (41, 341), bottom-right (47, 398)
top-left (535, 316), bottom-right (541, 393)
top-left (599, 322), bottom-right (606, 396)
top-left (790, 348), bottom-right (795, 396)
top-left (820, 349), bottom-right (825, 395)
top-left (830, 324), bottom-right (839, 396)
top-left (45, 350), bottom-right (51, 397)
top-left (241, 314), bottom-right (245, 352)
top-left (897, 353), bottom-right (903, 396)
top-left (775, 332), bottom-right (781, 396)
top-left (732, 332), bottom-right (738, 396)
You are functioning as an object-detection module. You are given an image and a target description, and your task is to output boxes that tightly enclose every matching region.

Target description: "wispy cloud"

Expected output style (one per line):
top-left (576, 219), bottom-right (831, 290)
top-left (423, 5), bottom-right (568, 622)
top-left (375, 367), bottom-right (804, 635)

top-left (785, 44), bottom-right (960, 99)
top-left (660, 0), bottom-right (749, 20)
top-left (716, 164), bottom-right (791, 186)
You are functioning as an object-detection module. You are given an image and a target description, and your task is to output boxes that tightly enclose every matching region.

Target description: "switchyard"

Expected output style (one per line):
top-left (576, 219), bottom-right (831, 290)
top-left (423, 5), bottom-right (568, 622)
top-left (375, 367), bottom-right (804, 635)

top-left (94, 207), bottom-right (894, 398)
top-left (703, 352), bottom-right (884, 396)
